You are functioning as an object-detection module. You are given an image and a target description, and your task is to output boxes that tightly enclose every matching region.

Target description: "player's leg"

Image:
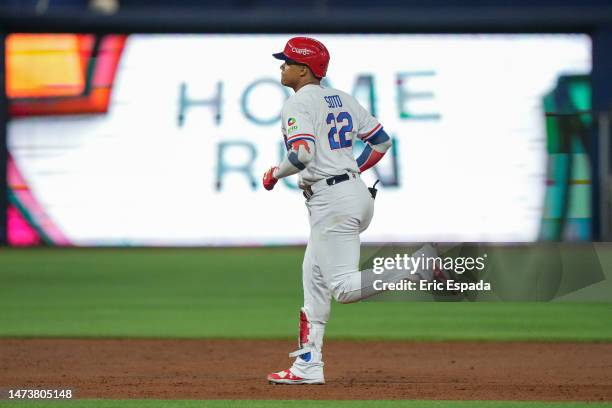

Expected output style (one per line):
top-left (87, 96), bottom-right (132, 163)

top-left (289, 236), bottom-right (330, 380)
top-left (314, 180), bottom-right (438, 303)
top-left (267, 237), bottom-right (330, 384)
top-left (324, 237), bottom-right (438, 303)
top-left (314, 215), bottom-right (373, 304)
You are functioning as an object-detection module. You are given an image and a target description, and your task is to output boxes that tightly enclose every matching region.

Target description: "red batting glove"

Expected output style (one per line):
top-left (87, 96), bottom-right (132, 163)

top-left (263, 166), bottom-right (279, 191)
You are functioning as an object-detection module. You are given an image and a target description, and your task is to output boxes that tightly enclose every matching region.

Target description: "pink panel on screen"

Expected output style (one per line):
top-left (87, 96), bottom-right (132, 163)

top-left (93, 36), bottom-right (126, 86)
top-left (8, 155), bottom-right (72, 246)
top-left (8, 205), bottom-right (41, 246)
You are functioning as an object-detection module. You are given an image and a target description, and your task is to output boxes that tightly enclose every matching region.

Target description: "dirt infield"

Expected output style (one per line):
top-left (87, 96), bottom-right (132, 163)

top-left (1, 339), bottom-right (611, 401)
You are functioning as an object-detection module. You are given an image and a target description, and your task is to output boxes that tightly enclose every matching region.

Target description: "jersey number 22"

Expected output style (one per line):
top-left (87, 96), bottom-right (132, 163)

top-left (326, 112), bottom-right (353, 150)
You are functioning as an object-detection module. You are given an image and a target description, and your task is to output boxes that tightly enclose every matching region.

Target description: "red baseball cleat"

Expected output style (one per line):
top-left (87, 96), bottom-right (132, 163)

top-left (267, 369), bottom-right (325, 385)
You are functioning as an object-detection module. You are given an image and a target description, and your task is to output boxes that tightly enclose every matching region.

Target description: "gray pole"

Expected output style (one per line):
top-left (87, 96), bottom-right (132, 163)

top-left (600, 110), bottom-right (612, 241)
top-left (0, 32), bottom-right (7, 246)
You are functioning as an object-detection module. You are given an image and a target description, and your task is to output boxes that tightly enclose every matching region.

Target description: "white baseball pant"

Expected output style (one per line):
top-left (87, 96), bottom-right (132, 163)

top-left (290, 174), bottom-right (436, 379)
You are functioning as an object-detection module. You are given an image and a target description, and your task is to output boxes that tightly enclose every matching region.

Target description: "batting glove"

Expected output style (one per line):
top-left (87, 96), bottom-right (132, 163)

top-left (263, 166), bottom-right (279, 191)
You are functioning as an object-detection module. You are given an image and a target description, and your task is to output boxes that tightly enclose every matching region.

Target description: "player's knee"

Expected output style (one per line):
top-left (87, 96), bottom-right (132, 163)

top-left (332, 285), bottom-right (358, 304)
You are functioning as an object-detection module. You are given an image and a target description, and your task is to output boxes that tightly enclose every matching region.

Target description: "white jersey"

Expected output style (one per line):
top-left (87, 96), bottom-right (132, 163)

top-left (280, 84), bottom-right (382, 187)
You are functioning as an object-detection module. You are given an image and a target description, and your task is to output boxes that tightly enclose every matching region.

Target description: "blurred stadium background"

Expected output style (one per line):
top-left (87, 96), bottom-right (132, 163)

top-left (1, 1), bottom-right (612, 246)
top-left (0, 0), bottom-right (612, 405)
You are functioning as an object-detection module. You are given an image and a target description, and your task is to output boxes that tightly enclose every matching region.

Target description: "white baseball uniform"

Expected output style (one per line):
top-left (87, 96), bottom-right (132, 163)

top-left (280, 85), bottom-right (382, 188)
top-left (276, 84), bottom-right (437, 381)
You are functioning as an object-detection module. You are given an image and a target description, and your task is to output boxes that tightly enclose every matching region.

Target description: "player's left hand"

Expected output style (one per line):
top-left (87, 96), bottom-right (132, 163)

top-left (263, 166), bottom-right (279, 191)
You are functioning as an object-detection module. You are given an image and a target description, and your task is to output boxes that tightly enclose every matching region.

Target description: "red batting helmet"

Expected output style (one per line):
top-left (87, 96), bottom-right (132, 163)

top-left (273, 37), bottom-right (330, 78)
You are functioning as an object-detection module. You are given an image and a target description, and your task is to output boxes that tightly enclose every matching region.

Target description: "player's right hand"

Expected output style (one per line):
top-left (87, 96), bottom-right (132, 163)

top-left (263, 166), bottom-right (279, 191)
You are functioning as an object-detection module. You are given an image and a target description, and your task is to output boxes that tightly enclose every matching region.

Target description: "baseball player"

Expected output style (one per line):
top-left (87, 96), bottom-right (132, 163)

top-left (263, 37), bottom-right (439, 385)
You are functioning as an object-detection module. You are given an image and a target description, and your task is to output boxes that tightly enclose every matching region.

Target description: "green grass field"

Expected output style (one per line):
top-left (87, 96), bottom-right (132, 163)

top-left (0, 247), bottom-right (611, 341)
top-left (1, 247), bottom-right (611, 408)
